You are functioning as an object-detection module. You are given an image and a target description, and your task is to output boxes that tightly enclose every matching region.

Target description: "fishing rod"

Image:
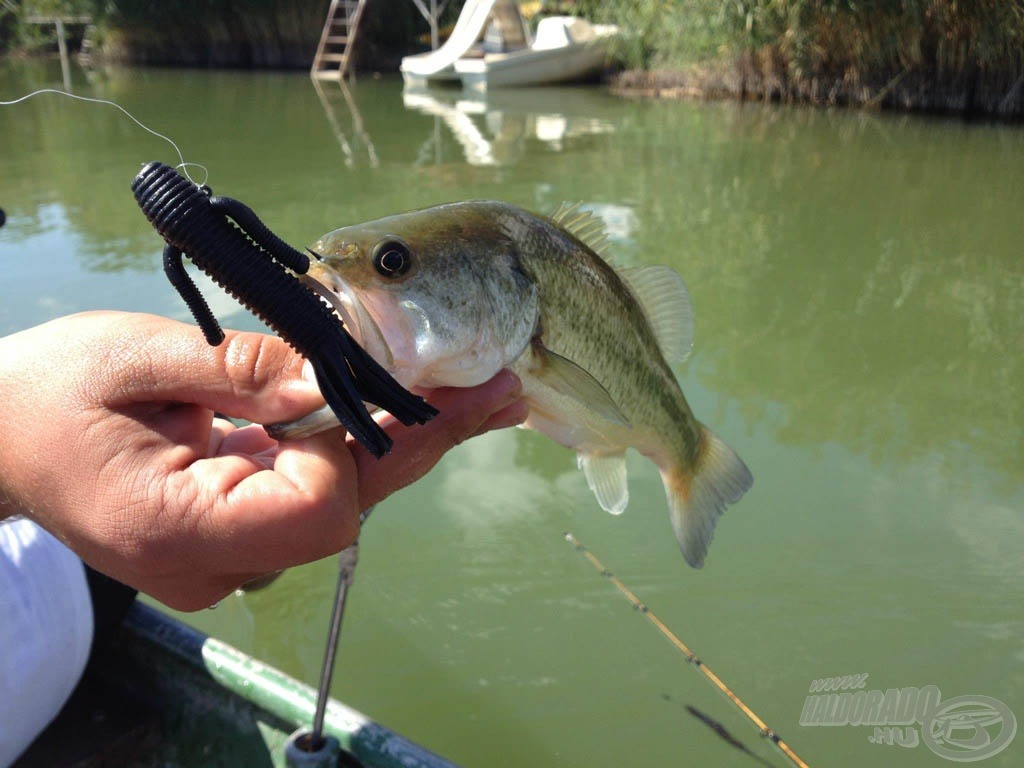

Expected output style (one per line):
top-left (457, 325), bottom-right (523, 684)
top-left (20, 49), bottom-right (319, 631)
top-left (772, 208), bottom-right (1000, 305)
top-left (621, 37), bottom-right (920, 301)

top-left (563, 532), bottom-right (810, 768)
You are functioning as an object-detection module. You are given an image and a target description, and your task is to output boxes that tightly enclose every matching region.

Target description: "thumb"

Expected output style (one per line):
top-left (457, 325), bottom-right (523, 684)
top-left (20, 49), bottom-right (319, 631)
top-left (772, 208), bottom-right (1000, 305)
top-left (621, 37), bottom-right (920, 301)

top-left (90, 313), bottom-right (326, 425)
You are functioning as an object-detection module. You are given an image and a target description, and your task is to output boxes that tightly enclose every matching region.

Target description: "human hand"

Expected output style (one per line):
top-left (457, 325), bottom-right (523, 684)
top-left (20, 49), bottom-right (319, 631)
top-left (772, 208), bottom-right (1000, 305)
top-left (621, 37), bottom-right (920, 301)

top-left (0, 312), bottom-right (526, 610)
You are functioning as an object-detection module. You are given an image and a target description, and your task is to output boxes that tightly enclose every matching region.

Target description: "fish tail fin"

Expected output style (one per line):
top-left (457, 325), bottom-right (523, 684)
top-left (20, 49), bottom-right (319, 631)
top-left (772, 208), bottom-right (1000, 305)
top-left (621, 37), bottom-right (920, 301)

top-left (661, 424), bottom-right (752, 569)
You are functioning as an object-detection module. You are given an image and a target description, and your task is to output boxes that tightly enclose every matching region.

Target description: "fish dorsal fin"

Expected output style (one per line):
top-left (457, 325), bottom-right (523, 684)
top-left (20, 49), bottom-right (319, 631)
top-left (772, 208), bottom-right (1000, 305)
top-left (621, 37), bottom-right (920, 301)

top-left (550, 204), bottom-right (693, 362)
top-left (550, 202), bottom-right (610, 257)
top-left (618, 266), bottom-right (694, 364)
top-left (533, 343), bottom-right (631, 427)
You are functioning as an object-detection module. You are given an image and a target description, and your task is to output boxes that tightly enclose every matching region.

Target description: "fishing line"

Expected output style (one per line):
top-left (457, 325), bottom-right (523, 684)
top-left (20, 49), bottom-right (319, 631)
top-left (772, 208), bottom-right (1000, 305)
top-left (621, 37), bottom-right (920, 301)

top-left (0, 88), bottom-right (209, 187)
top-left (563, 532), bottom-right (811, 768)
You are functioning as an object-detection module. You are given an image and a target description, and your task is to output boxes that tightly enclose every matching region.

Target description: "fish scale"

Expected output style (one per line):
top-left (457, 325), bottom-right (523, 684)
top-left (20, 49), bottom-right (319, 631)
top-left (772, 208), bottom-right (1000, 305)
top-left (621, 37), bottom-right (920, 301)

top-left (514, 213), bottom-right (697, 460)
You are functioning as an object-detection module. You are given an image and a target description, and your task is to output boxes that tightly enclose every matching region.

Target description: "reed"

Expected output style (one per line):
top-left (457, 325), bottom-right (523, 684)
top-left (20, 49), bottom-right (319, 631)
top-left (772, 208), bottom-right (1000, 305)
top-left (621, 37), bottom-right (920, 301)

top-left (584, 0), bottom-right (1024, 117)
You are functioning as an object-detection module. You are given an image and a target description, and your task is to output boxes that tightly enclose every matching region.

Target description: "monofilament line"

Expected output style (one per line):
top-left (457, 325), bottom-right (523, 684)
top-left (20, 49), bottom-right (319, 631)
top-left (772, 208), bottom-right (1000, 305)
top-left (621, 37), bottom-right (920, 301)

top-left (563, 531), bottom-right (811, 768)
top-left (0, 88), bottom-right (209, 188)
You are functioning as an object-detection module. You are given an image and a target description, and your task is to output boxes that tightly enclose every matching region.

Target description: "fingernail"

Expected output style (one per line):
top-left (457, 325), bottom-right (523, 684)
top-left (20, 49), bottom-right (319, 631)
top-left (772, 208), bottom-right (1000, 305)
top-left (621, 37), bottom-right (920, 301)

top-left (285, 358), bottom-right (325, 401)
top-left (301, 359), bottom-right (318, 384)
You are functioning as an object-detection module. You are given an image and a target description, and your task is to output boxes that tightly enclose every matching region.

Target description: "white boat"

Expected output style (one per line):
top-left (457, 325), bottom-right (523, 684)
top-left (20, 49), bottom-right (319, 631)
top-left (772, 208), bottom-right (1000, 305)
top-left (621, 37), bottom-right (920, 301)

top-left (400, 0), bottom-right (619, 91)
top-left (455, 16), bottom-right (619, 92)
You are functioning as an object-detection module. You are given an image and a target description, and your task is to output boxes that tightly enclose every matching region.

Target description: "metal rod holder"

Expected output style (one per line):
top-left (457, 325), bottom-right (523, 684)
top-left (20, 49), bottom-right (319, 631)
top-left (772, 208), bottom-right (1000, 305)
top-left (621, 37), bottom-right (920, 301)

top-left (308, 505), bottom-right (375, 749)
top-left (310, 542), bottom-right (359, 746)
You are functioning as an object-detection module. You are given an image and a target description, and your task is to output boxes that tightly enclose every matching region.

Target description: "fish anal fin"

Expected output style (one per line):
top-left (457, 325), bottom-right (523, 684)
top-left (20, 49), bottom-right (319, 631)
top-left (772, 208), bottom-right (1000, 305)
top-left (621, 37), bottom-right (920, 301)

top-left (532, 344), bottom-right (631, 427)
top-left (578, 451), bottom-right (629, 515)
top-left (619, 266), bottom-right (694, 364)
top-left (662, 425), bottom-right (752, 568)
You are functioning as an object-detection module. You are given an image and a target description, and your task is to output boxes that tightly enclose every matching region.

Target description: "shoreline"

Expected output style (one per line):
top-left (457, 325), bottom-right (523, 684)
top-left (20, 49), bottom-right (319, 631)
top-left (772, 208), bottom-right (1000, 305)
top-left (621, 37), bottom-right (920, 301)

top-left (6, 49), bottom-right (1023, 123)
top-left (610, 65), bottom-right (1024, 122)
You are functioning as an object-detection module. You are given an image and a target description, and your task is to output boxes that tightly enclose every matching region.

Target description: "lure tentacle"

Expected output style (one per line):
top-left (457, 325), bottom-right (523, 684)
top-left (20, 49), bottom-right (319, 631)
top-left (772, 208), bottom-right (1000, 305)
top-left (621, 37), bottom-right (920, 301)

top-left (162, 243), bottom-right (224, 345)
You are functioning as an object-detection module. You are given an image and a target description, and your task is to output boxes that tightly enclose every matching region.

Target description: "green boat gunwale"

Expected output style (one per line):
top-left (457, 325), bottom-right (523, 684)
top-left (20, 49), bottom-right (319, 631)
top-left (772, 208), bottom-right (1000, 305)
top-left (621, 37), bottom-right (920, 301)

top-left (22, 601), bottom-right (461, 768)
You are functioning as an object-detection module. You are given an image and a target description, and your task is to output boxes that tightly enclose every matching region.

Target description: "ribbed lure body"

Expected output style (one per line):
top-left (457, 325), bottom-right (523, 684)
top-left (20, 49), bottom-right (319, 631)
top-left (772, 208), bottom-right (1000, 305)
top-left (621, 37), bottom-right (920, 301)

top-left (131, 161), bottom-right (436, 457)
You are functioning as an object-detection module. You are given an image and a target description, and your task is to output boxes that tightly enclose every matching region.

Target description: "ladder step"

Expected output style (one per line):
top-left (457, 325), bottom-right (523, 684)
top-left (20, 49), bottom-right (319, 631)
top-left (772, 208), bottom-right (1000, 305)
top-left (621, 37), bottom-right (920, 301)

top-left (312, 0), bottom-right (364, 79)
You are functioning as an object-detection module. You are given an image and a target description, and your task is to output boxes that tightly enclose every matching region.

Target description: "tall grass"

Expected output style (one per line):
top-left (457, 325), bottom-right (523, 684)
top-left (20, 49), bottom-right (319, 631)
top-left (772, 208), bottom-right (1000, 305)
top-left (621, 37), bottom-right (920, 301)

top-left (584, 0), bottom-right (1024, 117)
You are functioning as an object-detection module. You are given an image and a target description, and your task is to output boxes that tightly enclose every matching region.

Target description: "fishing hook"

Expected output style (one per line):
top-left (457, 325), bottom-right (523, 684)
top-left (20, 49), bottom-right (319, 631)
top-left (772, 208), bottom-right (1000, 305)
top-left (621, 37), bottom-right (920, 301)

top-left (131, 161), bottom-right (437, 458)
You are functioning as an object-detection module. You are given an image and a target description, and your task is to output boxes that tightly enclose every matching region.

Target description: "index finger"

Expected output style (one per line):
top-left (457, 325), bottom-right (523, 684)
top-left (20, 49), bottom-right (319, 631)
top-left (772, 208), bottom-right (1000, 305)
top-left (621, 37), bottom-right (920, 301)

top-left (83, 313), bottom-right (327, 424)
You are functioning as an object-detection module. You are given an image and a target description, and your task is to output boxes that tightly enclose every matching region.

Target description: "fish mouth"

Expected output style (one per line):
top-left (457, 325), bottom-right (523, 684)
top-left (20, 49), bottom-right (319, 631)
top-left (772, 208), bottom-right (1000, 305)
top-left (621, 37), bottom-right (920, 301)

top-left (302, 264), bottom-right (395, 369)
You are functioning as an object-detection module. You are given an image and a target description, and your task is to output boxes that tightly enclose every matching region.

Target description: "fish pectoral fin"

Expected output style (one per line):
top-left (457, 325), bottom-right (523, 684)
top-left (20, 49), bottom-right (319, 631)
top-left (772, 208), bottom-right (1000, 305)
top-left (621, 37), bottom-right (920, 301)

top-left (578, 452), bottom-right (629, 515)
top-left (618, 265), bottom-right (694, 364)
top-left (532, 345), bottom-right (631, 427)
top-left (662, 424), bottom-right (753, 569)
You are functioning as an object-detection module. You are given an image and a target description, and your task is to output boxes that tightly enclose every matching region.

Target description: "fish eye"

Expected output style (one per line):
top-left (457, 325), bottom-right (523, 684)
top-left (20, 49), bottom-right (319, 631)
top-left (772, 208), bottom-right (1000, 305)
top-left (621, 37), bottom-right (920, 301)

top-left (372, 239), bottom-right (413, 278)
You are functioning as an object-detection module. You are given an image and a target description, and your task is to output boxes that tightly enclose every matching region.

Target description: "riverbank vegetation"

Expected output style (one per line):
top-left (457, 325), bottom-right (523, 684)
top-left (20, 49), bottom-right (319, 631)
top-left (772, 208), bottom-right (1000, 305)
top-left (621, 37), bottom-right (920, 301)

top-left (4, 1), bottom-right (1022, 117)
top-left (581, 0), bottom-right (1024, 118)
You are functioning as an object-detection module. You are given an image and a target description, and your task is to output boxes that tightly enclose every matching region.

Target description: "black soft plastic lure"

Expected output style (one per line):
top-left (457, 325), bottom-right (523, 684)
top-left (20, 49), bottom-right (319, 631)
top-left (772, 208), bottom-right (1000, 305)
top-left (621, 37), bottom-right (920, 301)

top-left (131, 161), bottom-right (436, 457)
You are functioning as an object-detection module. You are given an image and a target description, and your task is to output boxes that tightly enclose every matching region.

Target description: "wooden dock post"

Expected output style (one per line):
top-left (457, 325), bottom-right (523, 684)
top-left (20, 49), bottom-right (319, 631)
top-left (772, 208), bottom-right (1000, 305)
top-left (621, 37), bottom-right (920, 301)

top-left (25, 14), bottom-right (93, 90)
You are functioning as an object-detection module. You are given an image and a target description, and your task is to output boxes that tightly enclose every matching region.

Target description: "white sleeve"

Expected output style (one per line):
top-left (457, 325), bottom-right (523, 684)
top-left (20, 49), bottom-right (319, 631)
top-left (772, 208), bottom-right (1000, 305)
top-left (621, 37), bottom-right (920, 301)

top-left (0, 518), bottom-right (94, 768)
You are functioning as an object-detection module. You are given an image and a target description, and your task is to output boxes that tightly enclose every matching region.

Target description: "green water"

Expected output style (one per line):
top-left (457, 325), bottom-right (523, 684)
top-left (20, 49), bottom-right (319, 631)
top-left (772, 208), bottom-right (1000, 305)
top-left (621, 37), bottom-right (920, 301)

top-left (2, 60), bottom-right (1022, 767)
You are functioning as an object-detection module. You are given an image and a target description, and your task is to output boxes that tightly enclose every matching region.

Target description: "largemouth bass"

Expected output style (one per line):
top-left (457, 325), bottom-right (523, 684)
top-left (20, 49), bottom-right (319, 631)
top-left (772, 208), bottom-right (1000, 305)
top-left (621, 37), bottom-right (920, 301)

top-left (281, 201), bottom-right (752, 568)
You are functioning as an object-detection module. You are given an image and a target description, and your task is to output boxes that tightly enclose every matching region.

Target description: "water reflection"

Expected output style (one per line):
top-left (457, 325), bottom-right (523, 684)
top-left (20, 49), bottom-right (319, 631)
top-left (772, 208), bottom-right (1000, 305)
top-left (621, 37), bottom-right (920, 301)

top-left (310, 78), bottom-right (622, 168)
top-left (311, 78), bottom-right (379, 169)
top-left (401, 87), bottom-right (617, 166)
top-left (627, 105), bottom-right (1024, 483)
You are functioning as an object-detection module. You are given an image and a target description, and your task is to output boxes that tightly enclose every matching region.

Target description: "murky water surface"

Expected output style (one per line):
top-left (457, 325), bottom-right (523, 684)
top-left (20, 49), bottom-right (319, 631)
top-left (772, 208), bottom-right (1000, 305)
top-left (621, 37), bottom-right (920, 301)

top-left (2, 61), bottom-right (1022, 767)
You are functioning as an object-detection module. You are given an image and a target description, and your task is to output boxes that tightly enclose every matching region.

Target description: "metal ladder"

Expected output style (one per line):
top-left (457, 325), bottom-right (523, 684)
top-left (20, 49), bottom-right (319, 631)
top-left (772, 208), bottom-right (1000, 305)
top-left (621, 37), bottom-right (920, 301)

top-left (310, 0), bottom-right (368, 80)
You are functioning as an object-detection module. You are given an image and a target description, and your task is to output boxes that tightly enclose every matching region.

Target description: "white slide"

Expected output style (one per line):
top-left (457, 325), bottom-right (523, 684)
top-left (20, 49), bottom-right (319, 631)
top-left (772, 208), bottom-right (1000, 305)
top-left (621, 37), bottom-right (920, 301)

top-left (400, 0), bottom-right (502, 83)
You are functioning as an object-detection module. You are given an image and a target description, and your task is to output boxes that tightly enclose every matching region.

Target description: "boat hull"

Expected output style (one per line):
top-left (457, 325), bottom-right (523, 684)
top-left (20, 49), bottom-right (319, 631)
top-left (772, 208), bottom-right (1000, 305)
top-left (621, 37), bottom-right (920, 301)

top-left (18, 602), bottom-right (459, 768)
top-left (454, 39), bottom-right (614, 91)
